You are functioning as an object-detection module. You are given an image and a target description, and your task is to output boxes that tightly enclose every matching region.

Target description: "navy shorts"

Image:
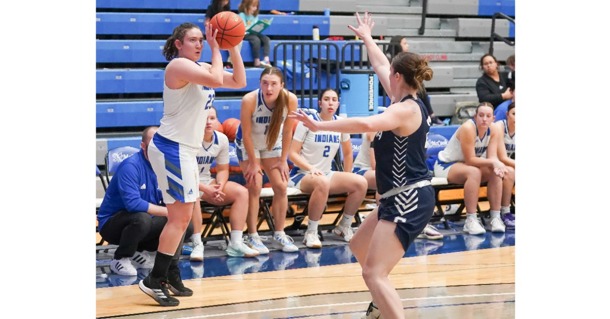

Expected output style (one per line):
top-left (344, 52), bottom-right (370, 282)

top-left (377, 185), bottom-right (435, 251)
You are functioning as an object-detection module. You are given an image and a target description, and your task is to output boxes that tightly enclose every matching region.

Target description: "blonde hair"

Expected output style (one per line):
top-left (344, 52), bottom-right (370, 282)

top-left (259, 67), bottom-right (288, 150)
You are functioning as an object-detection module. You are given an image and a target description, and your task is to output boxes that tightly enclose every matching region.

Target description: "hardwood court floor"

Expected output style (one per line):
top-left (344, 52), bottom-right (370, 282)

top-left (96, 245), bottom-right (515, 318)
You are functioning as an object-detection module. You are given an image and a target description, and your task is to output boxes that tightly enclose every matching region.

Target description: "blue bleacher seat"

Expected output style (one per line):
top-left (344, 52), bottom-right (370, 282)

top-left (96, 13), bottom-right (328, 37)
top-left (429, 125), bottom-right (459, 141)
top-left (97, 39), bottom-right (357, 65)
top-left (96, 0), bottom-right (300, 12)
top-left (96, 98), bottom-right (321, 129)
top-left (96, 68), bottom-right (261, 95)
top-left (97, 101), bottom-right (164, 128)
top-left (478, 0), bottom-right (515, 17)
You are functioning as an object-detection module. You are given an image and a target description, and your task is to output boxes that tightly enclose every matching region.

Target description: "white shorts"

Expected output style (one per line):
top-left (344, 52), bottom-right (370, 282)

top-left (433, 159), bottom-right (456, 179)
top-left (288, 169), bottom-right (335, 190)
top-left (198, 177), bottom-right (216, 196)
top-left (148, 133), bottom-right (200, 204)
top-left (234, 137), bottom-right (282, 161)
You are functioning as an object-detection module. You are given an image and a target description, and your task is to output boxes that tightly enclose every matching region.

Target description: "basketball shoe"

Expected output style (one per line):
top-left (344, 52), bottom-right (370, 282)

top-left (273, 233), bottom-right (299, 252)
top-left (110, 257), bottom-right (137, 276)
top-left (226, 241), bottom-right (260, 257)
top-left (167, 265), bottom-right (193, 296)
top-left (131, 251), bottom-right (154, 269)
top-left (190, 242), bottom-right (204, 261)
top-left (303, 230), bottom-right (322, 248)
top-left (416, 224), bottom-right (444, 240)
top-left (245, 234), bottom-right (270, 254)
top-left (361, 301), bottom-right (382, 319)
top-left (463, 214), bottom-right (486, 235)
top-left (333, 225), bottom-right (354, 242)
top-left (139, 275), bottom-right (180, 307)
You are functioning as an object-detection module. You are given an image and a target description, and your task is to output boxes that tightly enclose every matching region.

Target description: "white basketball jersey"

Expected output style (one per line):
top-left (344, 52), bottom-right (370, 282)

top-left (292, 113), bottom-right (349, 174)
top-left (248, 89), bottom-right (287, 150)
top-left (353, 134), bottom-right (372, 170)
top-left (196, 131), bottom-right (229, 183)
top-left (501, 119), bottom-right (515, 158)
top-left (438, 119), bottom-right (491, 163)
top-left (158, 77), bottom-right (215, 149)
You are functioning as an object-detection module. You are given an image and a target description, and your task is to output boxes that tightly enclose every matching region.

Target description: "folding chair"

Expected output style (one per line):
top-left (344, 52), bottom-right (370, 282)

top-left (104, 146), bottom-right (139, 182)
top-left (97, 165), bottom-right (108, 192)
top-left (98, 146), bottom-right (139, 246)
top-left (200, 203), bottom-right (231, 244)
top-left (96, 166), bottom-right (107, 245)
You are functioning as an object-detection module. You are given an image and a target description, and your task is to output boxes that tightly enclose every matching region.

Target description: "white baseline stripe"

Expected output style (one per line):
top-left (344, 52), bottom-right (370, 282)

top-left (175, 292), bottom-right (515, 319)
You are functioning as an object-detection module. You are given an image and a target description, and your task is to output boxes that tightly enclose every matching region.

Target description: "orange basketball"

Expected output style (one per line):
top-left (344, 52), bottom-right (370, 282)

top-left (222, 118), bottom-right (241, 142)
top-left (211, 119), bottom-right (224, 134)
top-left (209, 11), bottom-right (245, 50)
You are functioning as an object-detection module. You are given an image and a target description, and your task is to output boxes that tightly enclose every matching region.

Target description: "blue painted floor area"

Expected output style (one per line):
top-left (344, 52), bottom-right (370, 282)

top-left (96, 220), bottom-right (515, 289)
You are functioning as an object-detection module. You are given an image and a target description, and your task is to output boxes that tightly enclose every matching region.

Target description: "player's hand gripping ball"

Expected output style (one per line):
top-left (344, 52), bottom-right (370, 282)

top-left (209, 11), bottom-right (246, 50)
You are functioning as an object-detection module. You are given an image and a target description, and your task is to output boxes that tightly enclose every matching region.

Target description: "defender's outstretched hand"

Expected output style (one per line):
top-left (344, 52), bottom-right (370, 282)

top-left (347, 12), bottom-right (375, 39)
top-left (289, 109), bottom-right (320, 132)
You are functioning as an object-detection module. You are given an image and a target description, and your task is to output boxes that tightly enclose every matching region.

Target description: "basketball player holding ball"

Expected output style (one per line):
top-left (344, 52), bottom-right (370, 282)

top-left (138, 22), bottom-right (245, 307)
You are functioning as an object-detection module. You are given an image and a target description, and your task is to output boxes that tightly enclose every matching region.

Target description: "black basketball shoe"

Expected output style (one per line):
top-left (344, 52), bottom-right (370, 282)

top-left (138, 275), bottom-right (180, 307)
top-left (167, 265), bottom-right (193, 297)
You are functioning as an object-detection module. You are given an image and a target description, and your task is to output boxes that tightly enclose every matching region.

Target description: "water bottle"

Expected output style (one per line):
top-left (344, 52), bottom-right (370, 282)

top-left (312, 25), bottom-right (320, 41)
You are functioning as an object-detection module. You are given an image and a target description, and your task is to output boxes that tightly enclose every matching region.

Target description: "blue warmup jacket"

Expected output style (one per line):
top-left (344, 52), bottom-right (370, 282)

top-left (97, 149), bottom-right (164, 230)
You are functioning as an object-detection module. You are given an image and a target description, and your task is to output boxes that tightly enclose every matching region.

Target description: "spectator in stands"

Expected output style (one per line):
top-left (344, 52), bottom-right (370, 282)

top-left (492, 102), bottom-right (515, 228)
top-left (291, 12), bottom-right (436, 319)
top-left (385, 35), bottom-right (443, 125)
top-left (98, 126), bottom-right (194, 277)
top-left (235, 67), bottom-right (298, 254)
top-left (139, 22), bottom-right (246, 307)
top-left (190, 106), bottom-right (260, 260)
top-left (288, 88), bottom-right (368, 248)
top-left (238, 0), bottom-right (272, 68)
top-left (204, 0), bottom-right (231, 24)
top-left (494, 85), bottom-right (514, 122)
top-left (475, 53), bottom-right (513, 109)
top-left (494, 64), bottom-right (515, 122)
top-left (433, 102), bottom-right (509, 236)
top-left (353, 129), bottom-right (443, 241)
top-left (205, 0), bottom-right (235, 68)
top-left (505, 54), bottom-right (515, 93)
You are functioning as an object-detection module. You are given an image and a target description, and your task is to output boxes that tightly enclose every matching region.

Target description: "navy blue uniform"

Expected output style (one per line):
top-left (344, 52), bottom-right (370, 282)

top-left (375, 95), bottom-right (436, 251)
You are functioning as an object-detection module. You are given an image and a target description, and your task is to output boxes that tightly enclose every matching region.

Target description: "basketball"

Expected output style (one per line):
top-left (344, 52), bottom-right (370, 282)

top-left (211, 119), bottom-right (224, 133)
top-left (222, 118), bottom-right (241, 142)
top-left (209, 11), bottom-right (245, 50)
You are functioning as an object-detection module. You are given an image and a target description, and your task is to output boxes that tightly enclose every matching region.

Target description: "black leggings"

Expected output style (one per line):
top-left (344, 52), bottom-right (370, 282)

top-left (99, 210), bottom-right (193, 259)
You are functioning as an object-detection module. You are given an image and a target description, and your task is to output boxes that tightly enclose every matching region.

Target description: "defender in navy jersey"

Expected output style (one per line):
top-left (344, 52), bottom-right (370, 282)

top-left (140, 22), bottom-right (246, 307)
top-left (288, 88), bottom-right (368, 248)
top-left (291, 12), bottom-right (436, 318)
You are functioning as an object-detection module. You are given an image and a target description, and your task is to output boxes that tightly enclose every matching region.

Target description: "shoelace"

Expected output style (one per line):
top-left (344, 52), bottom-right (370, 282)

top-left (275, 235), bottom-right (294, 245)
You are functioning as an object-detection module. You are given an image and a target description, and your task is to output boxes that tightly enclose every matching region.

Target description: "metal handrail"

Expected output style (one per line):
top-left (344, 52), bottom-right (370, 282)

top-left (489, 12), bottom-right (515, 55)
top-left (418, 0), bottom-right (428, 35)
top-left (272, 41), bottom-right (341, 109)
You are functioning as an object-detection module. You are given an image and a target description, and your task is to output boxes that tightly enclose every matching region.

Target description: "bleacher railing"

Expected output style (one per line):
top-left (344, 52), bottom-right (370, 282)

top-left (419, 0), bottom-right (428, 35)
top-left (489, 12), bottom-right (515, 55)
top-left (273, 41), bottom-right (341, 110)
top-left (341, 40), bottom-right (397, 108)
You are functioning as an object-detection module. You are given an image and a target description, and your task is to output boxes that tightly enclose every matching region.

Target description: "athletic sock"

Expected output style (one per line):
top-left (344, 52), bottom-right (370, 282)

top-left (307, 220), bottom-right (319, 233)
top-left (339, 214), bottom-right (354, 227)
top-left (230, 230), bottom-right (243, 245)
top-left (151, 251), bottom-right (173, 278)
